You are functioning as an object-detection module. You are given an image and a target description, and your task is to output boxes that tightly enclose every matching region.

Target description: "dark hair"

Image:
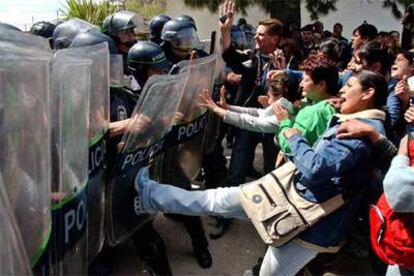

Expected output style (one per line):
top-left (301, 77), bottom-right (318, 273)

top-left (358, 41), bottom-right (393, 75)
top-left (301, 54), bottom-right (339, 95)
top-left (389, 30), bottom-right (400, 37)
top-left (354, 23), bottom-right (378, 41)
top-left (333, 22), bottom-right (343, 28)
top-left (399, 50), bottom-right (414, 65)
top-left (258, 18), bottom-right (284, 36)
top-left (378, 31), bottom-right (388, 37)
top-left (319, 37), bottom-right (344, 62)
top-left (301, 24), bottom-right (314, 32)
top-left (356, 70), bottom-right (388, 109)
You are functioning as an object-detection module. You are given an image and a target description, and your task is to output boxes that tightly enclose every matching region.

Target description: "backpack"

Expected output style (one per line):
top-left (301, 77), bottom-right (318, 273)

top-left (370, 194), bottom-right (414, 269)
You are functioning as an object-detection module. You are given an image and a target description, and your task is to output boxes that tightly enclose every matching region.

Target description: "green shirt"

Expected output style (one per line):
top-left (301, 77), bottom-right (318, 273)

top-left (277, 100), bottom-right (337, 154)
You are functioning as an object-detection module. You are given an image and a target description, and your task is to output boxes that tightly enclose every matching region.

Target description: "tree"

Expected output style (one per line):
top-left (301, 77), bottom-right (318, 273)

top-left (60, 0), bottom-right (117, 26)
top-left (183, 0), bottom-right (337, 26)
top-left (183, 0), bottom-right (414, 26)
top-left (123, 0), bottom-right (166, 21)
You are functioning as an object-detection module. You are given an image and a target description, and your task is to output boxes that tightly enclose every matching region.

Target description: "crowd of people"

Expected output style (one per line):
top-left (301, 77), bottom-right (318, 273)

top-left (1, 0), bottom-right (414, 275)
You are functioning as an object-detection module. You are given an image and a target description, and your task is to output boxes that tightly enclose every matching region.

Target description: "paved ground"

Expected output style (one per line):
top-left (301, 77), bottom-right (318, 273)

top-left (110, 143), bottom-right (376, 275)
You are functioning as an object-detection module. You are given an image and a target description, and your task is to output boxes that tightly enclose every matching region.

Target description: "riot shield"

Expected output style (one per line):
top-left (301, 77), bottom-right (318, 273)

top-left (154, 54), bottom-right (217, 184)
top-left (67, 43), bottom-right (110, 261)
top-left (0, 51), bottom-right (52, 272)
top-left (44, 50), bottom-right (91, 275)
top-left (107, 72), bottom-right (188, 245)
top-left (0, 173), bottom-right (32, 275)
top-left (0, 28), bottom-right (51, 52)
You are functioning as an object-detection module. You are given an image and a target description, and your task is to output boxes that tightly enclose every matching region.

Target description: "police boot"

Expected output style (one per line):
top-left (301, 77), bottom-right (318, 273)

top-left (193, 246), bottom-right (212, 269)
top-left (145, 247), bottom-right (172, 276)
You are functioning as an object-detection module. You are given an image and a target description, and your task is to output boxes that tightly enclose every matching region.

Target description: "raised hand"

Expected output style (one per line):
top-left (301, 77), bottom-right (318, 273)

top-left (219, 0), bottom-right (235, 32)
top-left (218, 85), bottom-right (229, 109)
top-left (199, 89), bottom-right (218, 111)
top-left (395, 75), bottom-right (410, 108)
top-left (219, 0), bottom-right (236, 50)
top-left (270, 49), bottom-right (286, 69)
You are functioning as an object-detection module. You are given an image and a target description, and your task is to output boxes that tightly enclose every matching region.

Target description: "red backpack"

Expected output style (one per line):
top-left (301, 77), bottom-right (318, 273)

top-left (370, 194), bottom-right (414, 269)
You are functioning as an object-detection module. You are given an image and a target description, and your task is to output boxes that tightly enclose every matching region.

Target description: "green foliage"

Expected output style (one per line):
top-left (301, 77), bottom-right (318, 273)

top-left (182, 0), bottom-right (336, 19)
top-left (305, 0), bottom-right (337, 20)
top-left (182, 0), bottom-right (414, 21)
top-left (123, 0), bottom-right (166, 21)
top-left (60, 0), bottom-right (116, 26)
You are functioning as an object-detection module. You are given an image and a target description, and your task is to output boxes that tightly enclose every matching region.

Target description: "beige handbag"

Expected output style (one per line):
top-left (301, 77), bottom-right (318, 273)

top-left (239, 161), bottom-right (345, 247)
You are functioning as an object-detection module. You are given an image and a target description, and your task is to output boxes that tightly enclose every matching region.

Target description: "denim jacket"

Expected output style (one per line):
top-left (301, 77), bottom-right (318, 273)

top-left (287, 109), bottom-right (386, 252)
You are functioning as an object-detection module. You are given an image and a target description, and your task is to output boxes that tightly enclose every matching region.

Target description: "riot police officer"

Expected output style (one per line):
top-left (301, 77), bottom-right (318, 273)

top-left (159, 18), bottom-right (216, 269)
top-left (149, 15), bottom-right (171, 45)
top-left (160, 19), bottom-right (205, 64)
top-left (70, 32), bottom-right (172, 276)
top-left (30, 21), bottom-right (56, 49)
top-left (53, 18), bottom-right (98, 49)
top-left (102, 10), bottom-right (145, 75)
top-left (175, 15), bottom-right (197, 30)
top-left (30, 21), bottom-right (56, 38)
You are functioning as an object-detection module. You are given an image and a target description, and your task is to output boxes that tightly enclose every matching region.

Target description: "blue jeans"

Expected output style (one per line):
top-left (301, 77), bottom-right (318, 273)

top-left (227, 129), bottom-right (277, 186)
top-left (136, 168), bottom-right (318, 274)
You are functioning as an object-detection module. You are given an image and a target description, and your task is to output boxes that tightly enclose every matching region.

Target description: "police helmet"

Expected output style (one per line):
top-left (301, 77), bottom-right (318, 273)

top-left (161, 19), bottom-right (201, 51)
top-left (127, 41), bottom-right (170, 73)
top-left (149, 15), bottom-right (171, 42)
top-left (231, 25), bottom-right (248, 50)
top-left (102, 11), bottom-right (144, 37)
top-left (175, 15), bottom-right (197, 30)
top-left (0, 22), bottom-right (21, 32)
top-left (30, 21), bottom-right (56, 38)
top-left (53, 18), bottom-right (98, 49)
top-left (239, 23), bottom-right (255, 49)
top-left (70, 31), bottom-right (117, 54)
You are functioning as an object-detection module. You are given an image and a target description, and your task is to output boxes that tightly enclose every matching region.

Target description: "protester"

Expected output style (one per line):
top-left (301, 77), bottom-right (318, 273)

top-left (133, 70), bottom-right (389, 275)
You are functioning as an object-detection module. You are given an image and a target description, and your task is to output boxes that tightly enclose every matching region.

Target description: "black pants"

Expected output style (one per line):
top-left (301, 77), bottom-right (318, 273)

top-left (133, 221), bottom-right (172, 275)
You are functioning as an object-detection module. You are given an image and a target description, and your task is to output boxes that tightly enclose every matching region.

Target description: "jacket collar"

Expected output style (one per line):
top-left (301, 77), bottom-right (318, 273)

top-left (335, 109), bottom-right (386, 123)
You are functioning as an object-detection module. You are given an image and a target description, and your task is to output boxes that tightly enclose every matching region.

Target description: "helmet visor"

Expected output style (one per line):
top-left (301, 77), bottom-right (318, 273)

top-left (170, 28), bottom-right (201, 51)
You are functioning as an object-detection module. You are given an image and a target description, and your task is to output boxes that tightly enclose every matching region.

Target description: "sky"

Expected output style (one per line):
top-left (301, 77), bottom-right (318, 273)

top-left (0, 0), bottom-right (63, 31)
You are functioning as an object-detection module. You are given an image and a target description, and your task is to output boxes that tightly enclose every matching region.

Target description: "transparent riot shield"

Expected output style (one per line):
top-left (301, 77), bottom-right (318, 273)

top-left (66, 43), bottom-right (110, 261)
top-left (0, 173), bottom-right (32, 275)
top-left (45, 50), bottom-right (91, 275)
top-left (107, 72), bottom-right (188, 245)
top-left (153, 54), bottom-right (217, 184)
top-left (0, 51), bottom-right (52, 273)
top-left (0, 28), bottom-right (51, 52)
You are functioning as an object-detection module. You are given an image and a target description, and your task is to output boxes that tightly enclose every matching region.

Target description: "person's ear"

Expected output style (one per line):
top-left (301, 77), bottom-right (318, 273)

top-left (371, 62), bottom-right (382, 74)
top-left (362, 87), bottom-right (375, 102)
top-left (410, 63), bottom-right (414, 76)
top-left (316, 80), bottom-right (327, 91)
